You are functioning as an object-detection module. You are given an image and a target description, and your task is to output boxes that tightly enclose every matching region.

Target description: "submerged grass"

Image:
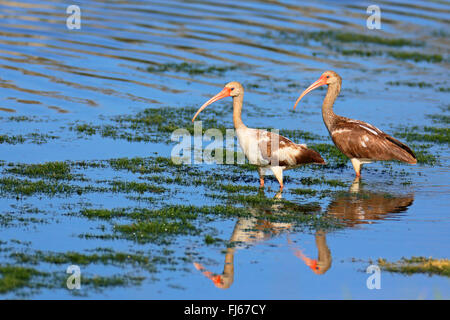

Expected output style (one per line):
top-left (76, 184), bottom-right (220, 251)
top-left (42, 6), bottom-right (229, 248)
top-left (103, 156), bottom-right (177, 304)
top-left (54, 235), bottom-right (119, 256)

top-left (10, 250), bottom-right (154, 271)
top-left (115, 220), bottom-right (198, 243)
top-left (309, 143), bottom-right (348, 167)
top-left (146, 62), bottom-right (238, 75)
top-left (0, 133), bottom-right (58, 145)
top-left (396, 126), bottom-right (449, 145)
top-left (4, 162), bottom-right (76, 180)
top-left (0, 177), bottom-right (83, 197)
top-left (387, 81), bottom-right (433, 88)
top-left (338, 49), bottom-right (443, 63)
top-left (0, 263), bottom-right (146, 295)
top-left (378, 257), bottom-right (450, 277)
top-left (77, 201), bottom-right (341, 245)
top-left (0, 265), bottom-right (46, 294)
top-left (265, 30), bottom-right (423, 47)
top-left (70, 106), bottom-right (230, 144)
top-left (263, 30), bottom-right (443, 63)
top-left (426, 114), bottom-right (450, 125)
top-left (110, 181), bottom-right (166, 194)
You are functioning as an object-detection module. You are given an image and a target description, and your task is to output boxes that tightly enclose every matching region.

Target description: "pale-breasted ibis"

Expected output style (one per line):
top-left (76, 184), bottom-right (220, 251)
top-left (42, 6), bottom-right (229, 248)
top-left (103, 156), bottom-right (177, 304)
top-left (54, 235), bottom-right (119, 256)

top-left (192, 81), bottom-right (325, 191)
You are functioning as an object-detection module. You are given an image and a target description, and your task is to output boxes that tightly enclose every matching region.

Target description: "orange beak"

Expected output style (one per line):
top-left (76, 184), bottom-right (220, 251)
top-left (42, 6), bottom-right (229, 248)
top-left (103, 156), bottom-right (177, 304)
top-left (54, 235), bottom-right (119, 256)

top-left (293, 75), bottom-right (328, 110)
top-left (192, 87), bottom-right (231, 122)
top-left (193, 262), bottom-right (224, 288)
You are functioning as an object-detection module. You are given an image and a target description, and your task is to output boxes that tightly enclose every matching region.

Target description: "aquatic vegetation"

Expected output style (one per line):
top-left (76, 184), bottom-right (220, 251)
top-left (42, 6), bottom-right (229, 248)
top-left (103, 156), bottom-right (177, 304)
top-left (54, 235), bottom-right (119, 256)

top-left (309, 143), bottom-right (348, 167)
top-left (0, 177), bottom-right (83, 197)
top-left (114, 106), bottom-right (229, 135)
top-left (0, 265), bottom-right (47, 294)
top-left (204, 235), bottom-right (218, 245)
top-left (338, 49), bottom-right (443, 63)
top-left (10, 250), bottom-right (154, 271)
top-left (413, 148), bottom-right (438, 165)
top-left (395, 126), bottom-right (449, 145)
top-left (215, 183), bottom-right (259, 193)
top-left (81, 274), bottom-right (146, 289)
top-left (387, 52), bottom-right (443, 63)
top-left (0, 133), bottom-right (58, 145)
top-left (0, 176), bottom-right (164, 197)
top-left (378, 257), bottom-right (450, 277)
top-left (70, 106), bottom-right (231, 144)
top-left (290, 188), bottom-right (317, 196)
top-left (265, 30), bottom-right (423, 47)
top-left (4, 162), bottom-right (76, 180)
top-left (0, 261), bottom-right (146, 295)
top-left (146, 62), bottom-right (238, 76)
top-left (262, 30), bottom-right (443, 63)
top-left (0, 135), bottom-right (26, 144)
top-left (299, 177), bottom-right (347, 188)
top-left (426, 114), bottom-right (450, 125)
top-left (80, 206), bottom-right (201, 243)
top-left (110, 181), bottom-right (166, 194)
top-left (387, 81), bottom-right (433, 88)
top-left (81, 208), bottom-right (127, 220)
top-left (279, 129), bottom-right (324, 142)
top-left (115, 220), bottom-right (198, 244)
top-left (324, 31), bottom-right (421, 46)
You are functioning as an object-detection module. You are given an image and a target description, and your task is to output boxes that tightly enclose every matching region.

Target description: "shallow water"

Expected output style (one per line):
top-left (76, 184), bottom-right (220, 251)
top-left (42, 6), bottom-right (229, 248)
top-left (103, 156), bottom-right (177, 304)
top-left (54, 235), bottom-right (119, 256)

top-left (0, 0), bottom-right (449, 299)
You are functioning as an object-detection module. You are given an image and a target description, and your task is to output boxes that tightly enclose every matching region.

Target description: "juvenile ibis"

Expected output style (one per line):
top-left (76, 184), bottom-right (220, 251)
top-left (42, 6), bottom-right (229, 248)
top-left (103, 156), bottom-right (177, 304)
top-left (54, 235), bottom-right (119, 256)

top-left (288, 231), bottom-right (331, 275)
top-left (293, 71), bottom-right (417, 177)
top-left (192, 81), bottom-right (325, 191)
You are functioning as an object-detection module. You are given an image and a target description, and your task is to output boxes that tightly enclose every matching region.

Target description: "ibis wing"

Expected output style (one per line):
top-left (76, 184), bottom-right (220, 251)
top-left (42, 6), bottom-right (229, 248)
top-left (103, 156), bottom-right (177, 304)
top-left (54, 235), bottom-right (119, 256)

top-left (256, 130), bottom-right (325, 167)
top-left (331, 120), bottom-right (416, 163)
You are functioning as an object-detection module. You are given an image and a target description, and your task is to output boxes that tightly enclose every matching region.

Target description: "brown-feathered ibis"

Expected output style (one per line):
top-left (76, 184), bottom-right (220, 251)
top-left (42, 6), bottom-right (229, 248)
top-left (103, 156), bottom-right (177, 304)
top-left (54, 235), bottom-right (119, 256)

top-left (293, 71), bottom-right (417, 177)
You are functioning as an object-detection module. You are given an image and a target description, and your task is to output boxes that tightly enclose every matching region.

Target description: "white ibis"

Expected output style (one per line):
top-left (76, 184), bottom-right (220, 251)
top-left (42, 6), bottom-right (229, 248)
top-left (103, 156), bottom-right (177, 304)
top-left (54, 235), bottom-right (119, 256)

top-left (192, 81), bottom-right (325, 191)
top-left (193, 215), bottom-right (291, 289)
top-left (293, 71), bottom-right (417, 178)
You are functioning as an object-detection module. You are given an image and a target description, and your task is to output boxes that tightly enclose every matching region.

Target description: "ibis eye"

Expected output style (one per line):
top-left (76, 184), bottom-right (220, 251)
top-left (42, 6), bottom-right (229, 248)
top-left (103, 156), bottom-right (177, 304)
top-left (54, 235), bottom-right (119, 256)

top-left (326, 75), bottom-right (330, 79)
top-left (230, 88), bottom-right (234, 91)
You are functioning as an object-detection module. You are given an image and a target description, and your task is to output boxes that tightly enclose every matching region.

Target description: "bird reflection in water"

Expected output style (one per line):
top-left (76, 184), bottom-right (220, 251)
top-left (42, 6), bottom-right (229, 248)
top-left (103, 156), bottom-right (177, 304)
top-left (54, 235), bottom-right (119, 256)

top-left (288, 230), bottom-right (331, 275)
top-left (327, 178), bottom-right (415, 227)
top-left (194, 179), bottom-right (414, 288)
top-left (289, 178), bottom-right (414, 275)
top-left (194, 191), bottom-right (320, 289)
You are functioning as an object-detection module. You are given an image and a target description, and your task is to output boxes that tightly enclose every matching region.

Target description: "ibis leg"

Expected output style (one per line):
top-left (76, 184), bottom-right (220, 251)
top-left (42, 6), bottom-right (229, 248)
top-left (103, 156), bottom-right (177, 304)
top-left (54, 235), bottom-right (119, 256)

top-left (258, 167), bottom-right (265, 188)
top-left (349, 176), bottom-right (361, 193)
top-left (270, 166), bottom-right (284, 192)
top-left (350, 158), bottom-right (362, 177)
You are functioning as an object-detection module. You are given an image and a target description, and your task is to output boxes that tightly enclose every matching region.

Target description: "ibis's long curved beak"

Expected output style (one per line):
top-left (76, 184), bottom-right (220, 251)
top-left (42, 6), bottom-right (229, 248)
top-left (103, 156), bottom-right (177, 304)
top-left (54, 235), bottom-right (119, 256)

top-left (293, 75), bottom-right (327, 110)
top-left (193, 262), bottom-right (224, 288)
top-left (192, 87), bottom-right (231, 122)
top-left (288, 237), bottom-right (321, 274)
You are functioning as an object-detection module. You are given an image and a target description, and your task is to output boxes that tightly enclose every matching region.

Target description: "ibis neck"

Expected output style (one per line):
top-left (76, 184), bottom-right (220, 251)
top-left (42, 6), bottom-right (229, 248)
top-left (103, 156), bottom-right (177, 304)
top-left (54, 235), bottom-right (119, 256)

top-left (322, 82), bottom-right (340, 130)
top-left (232, 94), bottom-right (247, 130)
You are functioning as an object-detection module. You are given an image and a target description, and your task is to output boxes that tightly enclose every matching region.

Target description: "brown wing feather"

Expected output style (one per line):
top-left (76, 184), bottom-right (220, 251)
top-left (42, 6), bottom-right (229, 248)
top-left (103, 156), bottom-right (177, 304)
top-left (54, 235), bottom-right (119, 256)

top-left (331, 119), bottom-right (416, 164)
top-left (384, 135), bottom-right (417, 162)
top-left (257, 130), bottom-right (325, 167)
